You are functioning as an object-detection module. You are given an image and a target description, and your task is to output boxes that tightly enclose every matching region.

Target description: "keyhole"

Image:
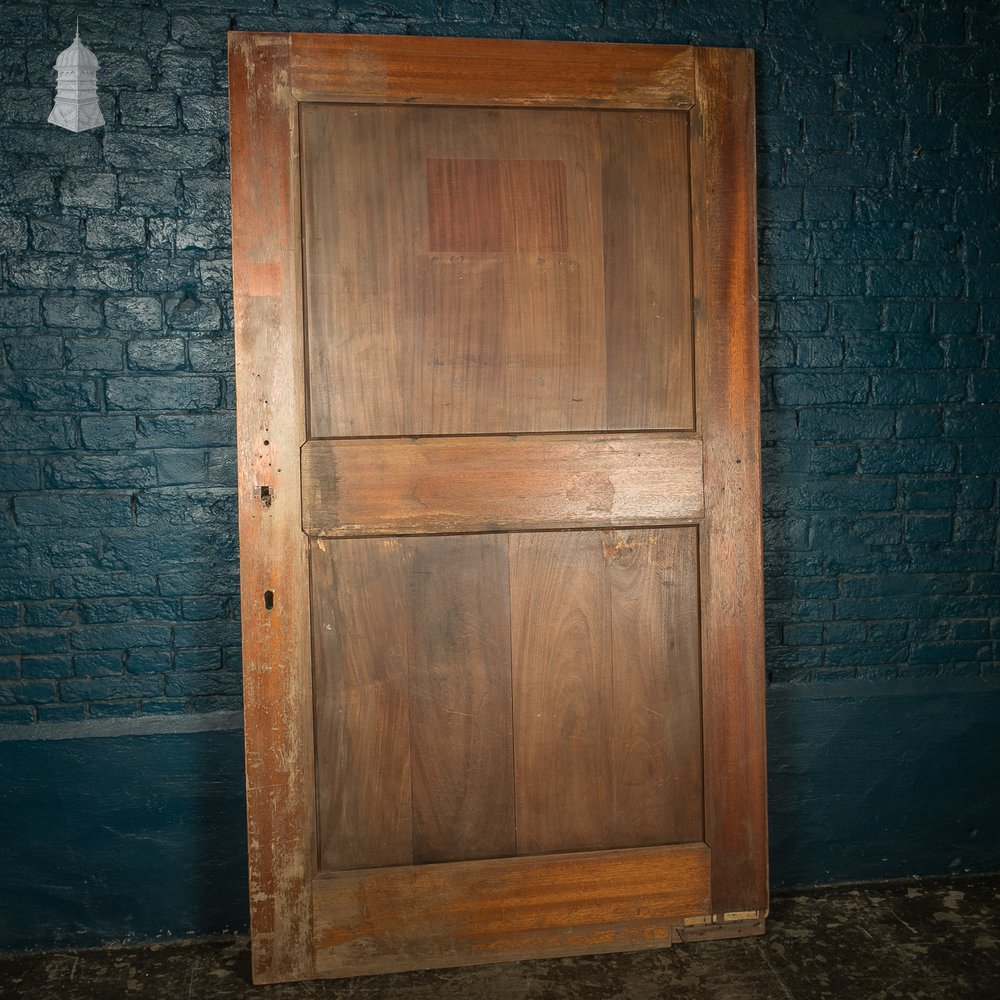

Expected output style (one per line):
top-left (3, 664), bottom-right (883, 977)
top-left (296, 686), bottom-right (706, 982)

top-left (264, 590), bottom-right (274, 611)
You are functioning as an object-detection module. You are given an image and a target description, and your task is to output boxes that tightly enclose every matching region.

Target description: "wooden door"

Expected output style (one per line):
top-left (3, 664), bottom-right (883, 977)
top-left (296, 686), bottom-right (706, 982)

top-left (229, 33), bottom-right (766, 983)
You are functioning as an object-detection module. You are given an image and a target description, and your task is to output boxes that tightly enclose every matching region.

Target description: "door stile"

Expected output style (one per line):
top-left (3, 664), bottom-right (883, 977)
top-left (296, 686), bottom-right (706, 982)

top-left (690, 47), bottom-right (769, 918)
top-left (229, 32), bottom-right (317, 984)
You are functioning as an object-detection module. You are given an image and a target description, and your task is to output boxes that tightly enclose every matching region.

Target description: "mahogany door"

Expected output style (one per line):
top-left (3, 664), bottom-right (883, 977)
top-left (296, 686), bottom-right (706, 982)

top-left (229, 33), bottom-right (766, 983)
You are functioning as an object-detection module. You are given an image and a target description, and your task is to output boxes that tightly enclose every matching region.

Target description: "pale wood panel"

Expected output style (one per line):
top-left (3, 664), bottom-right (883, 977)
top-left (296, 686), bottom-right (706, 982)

top-left (691, 47), bottom-right (769, 915)
top-left (404, 107), bottom-right (606, 433)
top-left (312, 535), bottom-right (516, 871)
top-left (301, 433), bottom-right (705, 537)
top-left (410, 261), bottom-right (507, 436)
top-left (510, 531), bottom-right (614, 854)
top-left (602, 112), bottom-right (694, 430)
top-left (675, 916), bottom-right (765, 942)
top-left (496, 110), bottom-right (607, 432)
top-left (300, 104), bottom-right (412, 437)
top-left (607, 527), bottom-right (703, 847)
top-left (393, 107), bottom-right (507, 436)
top-left (406, 534), bottom-right (515, 865)
top-left (289, 33), bottom-right (696, 109)
top-left (311, 538), bottom-right (413, 871)
top-left (313, 843), bottom-right (711, 978)
top-left (228, 32), bottom-right (316, 984)
top-left (302, 104), bottom-right (697, 438)
top-left (301, 105), bottom-right (610, 437)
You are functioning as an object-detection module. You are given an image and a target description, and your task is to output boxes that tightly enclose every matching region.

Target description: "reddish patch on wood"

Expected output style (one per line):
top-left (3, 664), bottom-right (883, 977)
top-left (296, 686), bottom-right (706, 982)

top-left (426, 158), bottom-right (569, 253)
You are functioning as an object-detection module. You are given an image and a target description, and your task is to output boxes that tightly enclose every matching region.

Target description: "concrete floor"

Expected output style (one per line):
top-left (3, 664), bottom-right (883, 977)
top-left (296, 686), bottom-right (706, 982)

top-left (1, 875), bottom-right (997, 999)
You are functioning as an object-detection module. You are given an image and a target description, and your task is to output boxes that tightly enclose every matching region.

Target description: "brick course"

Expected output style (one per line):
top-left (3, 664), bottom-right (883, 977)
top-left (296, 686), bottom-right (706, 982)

top-left (0, 0), bottom-right (997, 721)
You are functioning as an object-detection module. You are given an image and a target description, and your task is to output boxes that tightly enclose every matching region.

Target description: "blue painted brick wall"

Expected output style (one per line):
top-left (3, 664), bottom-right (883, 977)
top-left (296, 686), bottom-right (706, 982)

top-left (0, 0), bottom-right (997, 723)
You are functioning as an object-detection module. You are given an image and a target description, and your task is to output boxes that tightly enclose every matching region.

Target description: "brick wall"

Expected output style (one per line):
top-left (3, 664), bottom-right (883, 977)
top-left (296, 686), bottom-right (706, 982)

top-left (755, 3), bottom-right (1000, 687)
top-left (1, 0), bottom-right (997, 724)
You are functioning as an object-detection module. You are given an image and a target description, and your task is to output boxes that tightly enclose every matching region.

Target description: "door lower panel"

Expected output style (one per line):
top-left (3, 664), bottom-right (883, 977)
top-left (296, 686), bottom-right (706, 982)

top-left (311, 528), bottom-right (704, 872)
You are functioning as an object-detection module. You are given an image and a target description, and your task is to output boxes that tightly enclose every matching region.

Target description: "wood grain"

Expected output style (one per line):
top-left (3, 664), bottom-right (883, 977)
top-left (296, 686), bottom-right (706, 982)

top-left (426, 157), bottom-right (569, 253)
top-left (404, 107), bottom-right (509, 437)
top-left (510, 528), bottom-right (705, 857)
top-left (311, 538), bottom-right (414, 872)
top-left (608, 527), bottom-right (703, 847)
top-left (301, 102), bottom-right (698, 439)
top-left (496, 109), bottom-right (607, 432)
top-left (290, 34), bottom-right (695, 109)
top-left (301, 433), bottom-right (705, 537)
top-left (691, 46), bottom-right (769, 916)
top-left (510, 531), bottom-right (614, 854)
top-left (406, 535), bottom-right (515, 865)
top-left (300, 103), bottom-right (411, 437)
top-left (601, 112), bottom-right (695, 430)
top-left (228, 32), bottom-right (316, 984)
top-left (312, 535), bottom-right (516, 870)
top-left (232, 31), bottom-right (767, 983)
top-left (300, 104), bottom-right (608, 437)
top-left (312, 843), bottom-right (711, 978)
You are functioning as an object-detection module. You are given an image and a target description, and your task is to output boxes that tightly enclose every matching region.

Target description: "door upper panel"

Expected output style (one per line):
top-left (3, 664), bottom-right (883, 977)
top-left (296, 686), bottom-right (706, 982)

top-left (300, 103), bottom-right (694, 437)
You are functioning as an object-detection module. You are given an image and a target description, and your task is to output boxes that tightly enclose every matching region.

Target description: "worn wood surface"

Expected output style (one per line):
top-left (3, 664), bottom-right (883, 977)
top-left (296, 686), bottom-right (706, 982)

top-left (300, 103), bottom-right (694, 438)
top-left (426, 156), bottom-right (569, 253)
top-left (231, 30), bottom-right (766, 983)
top-left (510, 528), bottom-right (705, 855)
top-left (311, 535), bottom-right (516, 869)
top-left (301, 434), bottom-right (705, 537)
top-left (290, 34), bottom-right (695, 108)
top-left (311, 539), bottom-right (413, 872)
top-left (314, 527), bottom-right (705, 870)
top-left (691, 46), bottom-right (769, 916)
top-left (675, 916), bottom-right (766, 943)
top-left (406, 535), bottom-right (516, 865)
top-left (601, 112), bottom-right (694, 430)
top-left (300, 103), bottom-right (608, 437)
top-left (609, 527), bottom-right (703, 847)
top-left (312, 844), bottom-right (712, 977)
top-left (228, 32), bottom-right (316, 984)
top-left (510, 531), bottom-right (614, 855)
